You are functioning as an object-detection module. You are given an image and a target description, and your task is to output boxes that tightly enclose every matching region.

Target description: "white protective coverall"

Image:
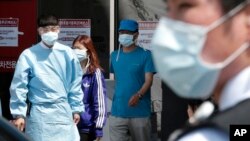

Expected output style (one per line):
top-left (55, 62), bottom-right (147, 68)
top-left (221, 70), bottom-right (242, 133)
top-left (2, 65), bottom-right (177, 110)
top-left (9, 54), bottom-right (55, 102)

top-left (10, 42), bottom-right (84, 141)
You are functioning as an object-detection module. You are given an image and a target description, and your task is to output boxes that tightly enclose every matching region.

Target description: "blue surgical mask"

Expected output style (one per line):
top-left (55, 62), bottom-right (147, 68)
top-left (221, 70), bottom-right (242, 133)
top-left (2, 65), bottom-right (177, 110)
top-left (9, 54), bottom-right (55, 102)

top-left (73, 48), bottom-right (88, 62)
top-left (118, 34), bottom-right (134, 47)
top-left (151, 2), bottom-right (250, 99)
top-left (41, 31), bottom-right (58, 46)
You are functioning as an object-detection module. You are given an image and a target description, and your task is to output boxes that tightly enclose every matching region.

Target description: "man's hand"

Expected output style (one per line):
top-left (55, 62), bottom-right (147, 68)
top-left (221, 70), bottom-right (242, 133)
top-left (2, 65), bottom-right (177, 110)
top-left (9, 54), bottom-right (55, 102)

top-left (73, 113), bottom-right (80, 124)
top-left (128, 94), bottom-right (140, 107)
top-left (14, 117), bottom-right (25, 131)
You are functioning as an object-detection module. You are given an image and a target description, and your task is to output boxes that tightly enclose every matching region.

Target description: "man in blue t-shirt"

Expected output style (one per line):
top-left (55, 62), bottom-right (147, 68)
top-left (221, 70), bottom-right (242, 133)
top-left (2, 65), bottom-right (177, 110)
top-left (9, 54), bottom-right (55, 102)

top-left (110, 19), bottom-right (156, 141)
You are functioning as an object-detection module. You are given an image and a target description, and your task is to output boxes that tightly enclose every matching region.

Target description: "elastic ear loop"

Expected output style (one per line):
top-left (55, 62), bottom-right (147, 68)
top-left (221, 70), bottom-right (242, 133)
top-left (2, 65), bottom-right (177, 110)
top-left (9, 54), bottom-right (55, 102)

top-left (199, 42), bottom-right (250, 69)
top-left (85, 55), bottom-right (90, 68)
top-left (218, 42), bottom-right (250, 68)
top-left (82, 55), bottom-right (90, 73)
top-left (116, 44), bottom-right (121, 62)
top-left (207, 1), bottom-right (250, 31)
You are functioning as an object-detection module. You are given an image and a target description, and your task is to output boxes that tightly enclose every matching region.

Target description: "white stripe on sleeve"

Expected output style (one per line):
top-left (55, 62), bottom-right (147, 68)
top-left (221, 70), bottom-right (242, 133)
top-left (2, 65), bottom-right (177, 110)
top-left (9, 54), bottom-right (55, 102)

top-left (95, 69), bottom-right (106, 128)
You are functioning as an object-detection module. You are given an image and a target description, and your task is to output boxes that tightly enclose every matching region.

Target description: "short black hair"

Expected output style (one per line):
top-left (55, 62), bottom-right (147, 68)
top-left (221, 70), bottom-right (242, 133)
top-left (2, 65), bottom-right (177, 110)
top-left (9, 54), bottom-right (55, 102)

top-left (221, 0), bottom-right (247, 13)
top-left (37, 14), bottom-right (59, 27)
top-left (164, 0), bottom-right (247, 13)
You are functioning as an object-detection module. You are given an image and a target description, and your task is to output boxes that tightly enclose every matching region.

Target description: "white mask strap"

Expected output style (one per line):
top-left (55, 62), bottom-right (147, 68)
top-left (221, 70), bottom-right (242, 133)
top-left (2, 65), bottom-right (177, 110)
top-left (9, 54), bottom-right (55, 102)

top-left (215, 42), bottom-right (249, 68)
top-left (85, 55), bottom-right (90, 68)
top-left (208, 1), bottom-right (249, 31)
top-left (116, 44), bottom-right (121, 62)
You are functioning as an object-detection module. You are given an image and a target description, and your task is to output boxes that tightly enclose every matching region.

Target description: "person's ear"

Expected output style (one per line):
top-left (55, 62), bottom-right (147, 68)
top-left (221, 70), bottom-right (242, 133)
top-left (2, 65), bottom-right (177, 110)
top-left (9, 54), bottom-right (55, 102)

top-left (37, 28), bottom-right (42, 35)
top-left (134, 32), bottom-right (139, 40)
top-left (57, 27), bottom-right (60, 33)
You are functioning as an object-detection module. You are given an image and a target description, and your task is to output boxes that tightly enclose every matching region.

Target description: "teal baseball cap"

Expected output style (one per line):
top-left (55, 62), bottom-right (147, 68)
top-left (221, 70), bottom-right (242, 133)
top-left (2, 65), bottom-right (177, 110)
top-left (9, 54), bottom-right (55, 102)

top-left (118, 19), bottom-right (138, 32)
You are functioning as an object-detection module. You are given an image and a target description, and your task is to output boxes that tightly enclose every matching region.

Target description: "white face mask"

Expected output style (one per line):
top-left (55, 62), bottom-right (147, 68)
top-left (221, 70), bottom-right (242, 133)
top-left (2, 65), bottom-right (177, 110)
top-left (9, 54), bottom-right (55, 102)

top-left (118, 34), bottom-right (134, 47)
top-left (73, 48), bottom-right (88, 62)
top-left (151, 2), bottom-right (250, 99)
top-left (41, 31), bottom-right (58, 46)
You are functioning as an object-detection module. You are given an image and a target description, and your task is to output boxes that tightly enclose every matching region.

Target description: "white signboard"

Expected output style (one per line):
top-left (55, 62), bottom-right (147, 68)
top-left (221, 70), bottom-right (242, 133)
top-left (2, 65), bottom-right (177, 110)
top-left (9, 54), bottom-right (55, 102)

top-left (58, 19), bottom-right (91, 46)
top-left (0, 18), bottom-right (19, 47)
top-left (138, 21), bottom-right (158, 50)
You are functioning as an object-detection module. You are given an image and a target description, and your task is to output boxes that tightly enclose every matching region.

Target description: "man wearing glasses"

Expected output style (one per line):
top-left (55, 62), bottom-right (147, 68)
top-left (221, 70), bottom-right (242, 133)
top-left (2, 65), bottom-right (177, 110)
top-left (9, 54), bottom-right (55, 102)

top-left (9, 14), bottom-right (84, 141)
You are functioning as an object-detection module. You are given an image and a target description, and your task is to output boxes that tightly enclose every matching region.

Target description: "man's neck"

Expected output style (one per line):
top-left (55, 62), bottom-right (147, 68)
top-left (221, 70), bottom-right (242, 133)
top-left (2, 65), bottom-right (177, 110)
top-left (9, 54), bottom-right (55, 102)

top-left (122, 44), bottom-right (137, 52)
top-left (42, 41), bottom-right (53, 48)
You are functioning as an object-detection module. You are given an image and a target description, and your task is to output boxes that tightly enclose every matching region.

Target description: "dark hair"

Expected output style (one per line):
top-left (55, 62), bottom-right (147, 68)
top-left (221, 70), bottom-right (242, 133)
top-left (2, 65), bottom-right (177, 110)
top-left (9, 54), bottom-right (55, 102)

top-left (118, 29), bottom-right (138, 34)
top-left (134, 29), bottom-right (139, 33)
top-left (37, 14), bottom-right (59, 27)
top-left (221, 0), bottom-right (247, 13)
top-left (73, 35), bottom-right (103, 74)
top-left (164, 0), bottom-right (247, 13)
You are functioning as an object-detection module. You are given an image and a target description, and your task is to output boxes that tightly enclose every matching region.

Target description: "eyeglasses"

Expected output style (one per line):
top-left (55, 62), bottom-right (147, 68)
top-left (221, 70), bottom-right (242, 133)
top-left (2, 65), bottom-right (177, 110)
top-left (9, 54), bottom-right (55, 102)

top-left (40, 26), bottom-right (60, 32)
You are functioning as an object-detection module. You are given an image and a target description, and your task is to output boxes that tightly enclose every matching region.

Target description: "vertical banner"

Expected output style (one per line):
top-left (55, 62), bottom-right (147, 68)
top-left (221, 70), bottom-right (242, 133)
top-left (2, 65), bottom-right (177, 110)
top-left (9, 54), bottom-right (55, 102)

top-left (58, 19), bottom-right (91, 46)
top-left (137, 21), bottom-right (158, 50)
top-left (0, 18), bottom-right (19, 47)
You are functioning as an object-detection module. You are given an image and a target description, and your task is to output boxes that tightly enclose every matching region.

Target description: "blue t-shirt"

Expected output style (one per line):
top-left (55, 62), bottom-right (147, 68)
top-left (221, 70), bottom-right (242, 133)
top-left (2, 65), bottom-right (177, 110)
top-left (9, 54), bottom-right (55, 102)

top-left (110, 47), bottom-right (156, 117)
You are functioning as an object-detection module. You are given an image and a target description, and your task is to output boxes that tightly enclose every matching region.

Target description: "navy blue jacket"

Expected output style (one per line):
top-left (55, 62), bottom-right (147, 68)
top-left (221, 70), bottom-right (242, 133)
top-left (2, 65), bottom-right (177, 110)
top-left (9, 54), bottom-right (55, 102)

top-left (78, 68), bottom-right (107, 137)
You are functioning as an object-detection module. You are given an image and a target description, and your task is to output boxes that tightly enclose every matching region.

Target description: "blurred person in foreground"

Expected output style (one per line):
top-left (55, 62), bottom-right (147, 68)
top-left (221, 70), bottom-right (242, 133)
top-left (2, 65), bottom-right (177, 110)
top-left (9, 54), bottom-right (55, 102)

top-left (72, 35), bottom-right (107, 141)
top-left (152, 0), bottom-right (250, 140)
top-left (9, 14), bottom-right (84, 141)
